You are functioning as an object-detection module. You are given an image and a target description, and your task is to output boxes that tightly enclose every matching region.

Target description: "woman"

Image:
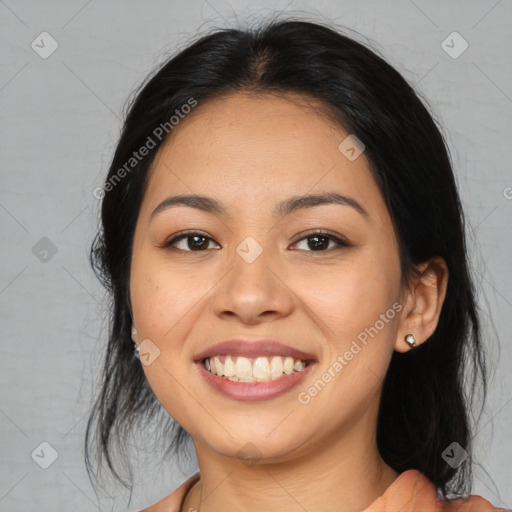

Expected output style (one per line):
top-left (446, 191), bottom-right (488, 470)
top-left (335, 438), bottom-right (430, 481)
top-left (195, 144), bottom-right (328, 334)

top-left (85, 18), bottom-right (501, 512)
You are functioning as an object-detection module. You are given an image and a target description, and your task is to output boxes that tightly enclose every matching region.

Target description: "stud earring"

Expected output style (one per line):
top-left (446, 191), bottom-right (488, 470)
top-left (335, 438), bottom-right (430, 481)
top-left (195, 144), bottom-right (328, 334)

top-left (404, 333), bottom-right (416, 348)
top-left (131, 324), bottom-right (140, 359)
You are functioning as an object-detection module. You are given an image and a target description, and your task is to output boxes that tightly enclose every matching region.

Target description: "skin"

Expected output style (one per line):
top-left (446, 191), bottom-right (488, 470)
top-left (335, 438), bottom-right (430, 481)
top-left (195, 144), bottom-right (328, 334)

top-left (129, 92), bottom-right (449, 512)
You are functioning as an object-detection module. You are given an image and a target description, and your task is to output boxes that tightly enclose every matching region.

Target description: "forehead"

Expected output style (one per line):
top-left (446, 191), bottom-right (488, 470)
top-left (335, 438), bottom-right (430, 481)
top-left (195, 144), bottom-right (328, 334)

top-left (158, 92), bottom-right (343, 158)
top-left (142, 92), bottom-right (387, 224)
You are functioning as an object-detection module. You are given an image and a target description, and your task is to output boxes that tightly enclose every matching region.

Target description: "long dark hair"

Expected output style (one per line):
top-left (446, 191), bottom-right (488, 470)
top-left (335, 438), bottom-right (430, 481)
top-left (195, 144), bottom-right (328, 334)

top-left (86, 17), bottom-right (489, 501)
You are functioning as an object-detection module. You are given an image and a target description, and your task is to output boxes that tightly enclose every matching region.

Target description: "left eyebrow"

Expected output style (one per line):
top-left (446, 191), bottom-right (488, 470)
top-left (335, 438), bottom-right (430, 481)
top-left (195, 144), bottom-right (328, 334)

top-left (150, 192), bottom-right (369, 220)
top-left (275, 192), bottom-right (368, 219)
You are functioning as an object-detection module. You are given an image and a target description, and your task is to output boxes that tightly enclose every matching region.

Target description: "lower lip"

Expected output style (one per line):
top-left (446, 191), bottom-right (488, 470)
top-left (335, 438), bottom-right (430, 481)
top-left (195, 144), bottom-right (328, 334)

top-left (196, 361), bottom-right (314, 401)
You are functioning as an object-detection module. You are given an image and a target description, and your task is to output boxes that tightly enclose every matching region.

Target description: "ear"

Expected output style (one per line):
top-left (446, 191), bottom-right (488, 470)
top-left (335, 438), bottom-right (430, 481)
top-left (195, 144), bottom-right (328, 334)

top-left (394, 256), bottom-right (449, 353)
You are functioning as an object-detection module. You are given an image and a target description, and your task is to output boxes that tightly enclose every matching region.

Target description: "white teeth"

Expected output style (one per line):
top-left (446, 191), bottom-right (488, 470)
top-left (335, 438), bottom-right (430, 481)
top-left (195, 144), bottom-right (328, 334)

top-left (270, 356), bottom-right (284, 380)
top-left (252, 357), bottom-right (271, 381)
top-left (214, 356), bottom-right (224, 376)
top-left (204, 355), bottom-right (308, 381)
top-left (283, 357), bottom-right (294, 375)
top-left (235, 356), bottom-right (253, 378)
top-left (223, 355), bottom-right (235, 377)
top-left (294, 360), bottom-right (306, 372)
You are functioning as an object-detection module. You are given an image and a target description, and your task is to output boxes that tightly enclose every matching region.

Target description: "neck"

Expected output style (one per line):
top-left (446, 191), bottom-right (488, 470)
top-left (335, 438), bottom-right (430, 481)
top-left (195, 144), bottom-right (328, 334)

top-left (182, 403), bottom-right (399, 512)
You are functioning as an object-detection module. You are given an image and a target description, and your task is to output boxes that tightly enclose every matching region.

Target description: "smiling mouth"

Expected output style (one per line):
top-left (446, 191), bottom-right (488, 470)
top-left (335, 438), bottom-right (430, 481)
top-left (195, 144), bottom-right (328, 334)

top-left (203, 355), bottom-right (309, 382)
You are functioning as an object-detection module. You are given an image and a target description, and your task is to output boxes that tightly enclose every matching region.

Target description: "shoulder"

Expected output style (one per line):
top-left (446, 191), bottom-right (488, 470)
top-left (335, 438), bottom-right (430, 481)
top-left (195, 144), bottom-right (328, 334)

top-left (363, 469), bottom-right (498, 512)
top-left (438, 494), bottom-right (499, 511)
top-left (138, 473), bottom-right (200, 512)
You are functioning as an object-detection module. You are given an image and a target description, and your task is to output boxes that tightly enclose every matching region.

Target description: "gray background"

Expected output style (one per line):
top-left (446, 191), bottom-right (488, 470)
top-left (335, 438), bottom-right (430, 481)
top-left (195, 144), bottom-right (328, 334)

top-left (1, 0), bottom-right (511, 510)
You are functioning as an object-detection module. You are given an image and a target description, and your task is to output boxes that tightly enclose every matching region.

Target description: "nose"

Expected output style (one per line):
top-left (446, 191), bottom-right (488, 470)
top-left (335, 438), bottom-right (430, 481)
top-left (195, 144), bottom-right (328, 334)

top-left (211, 244), bottom-right (295, 325)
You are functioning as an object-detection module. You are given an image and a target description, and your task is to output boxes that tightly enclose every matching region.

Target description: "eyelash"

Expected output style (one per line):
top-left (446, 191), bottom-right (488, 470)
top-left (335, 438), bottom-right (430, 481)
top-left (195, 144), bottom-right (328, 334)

top-left (162, 229), bottom-right (352, 253)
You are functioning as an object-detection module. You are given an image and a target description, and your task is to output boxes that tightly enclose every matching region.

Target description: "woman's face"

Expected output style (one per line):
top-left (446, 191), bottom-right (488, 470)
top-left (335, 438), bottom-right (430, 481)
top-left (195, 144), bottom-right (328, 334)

top-left (130, 92), bottom-right (407, 463)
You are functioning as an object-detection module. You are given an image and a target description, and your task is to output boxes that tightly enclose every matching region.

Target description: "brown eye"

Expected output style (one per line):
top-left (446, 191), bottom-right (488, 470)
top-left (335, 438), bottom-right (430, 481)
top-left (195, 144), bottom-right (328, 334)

top-left (291, 231), bottom-right (351, 252)
top-left (164, 232), bottom-right (220, 252)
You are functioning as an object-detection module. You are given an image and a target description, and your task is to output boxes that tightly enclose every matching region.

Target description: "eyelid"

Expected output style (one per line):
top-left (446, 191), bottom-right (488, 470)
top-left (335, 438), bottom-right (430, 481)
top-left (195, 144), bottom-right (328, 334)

top-left (161, 229), bottom-right (219, 249)
top-left (290, 229), bottom-right (352, 248)
top-left (161, 229), bottom-right (352, 252)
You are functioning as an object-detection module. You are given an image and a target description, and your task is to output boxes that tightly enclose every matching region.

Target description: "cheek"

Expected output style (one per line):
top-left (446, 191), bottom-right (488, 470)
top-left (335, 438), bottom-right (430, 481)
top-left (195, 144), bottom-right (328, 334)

top-left (298, 252), bottom-right (399, 338)
top-left (129, 253), bottom-right (203, 419)
top-left (300, 251), bottom-right (400, 395)
top-left (129, 249), bottom-right (202, 339)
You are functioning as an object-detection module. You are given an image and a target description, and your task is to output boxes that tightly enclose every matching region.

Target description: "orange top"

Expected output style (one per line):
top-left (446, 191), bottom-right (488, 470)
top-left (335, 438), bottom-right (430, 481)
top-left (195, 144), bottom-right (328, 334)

top-left (140, 469), bottom-right (500, 511)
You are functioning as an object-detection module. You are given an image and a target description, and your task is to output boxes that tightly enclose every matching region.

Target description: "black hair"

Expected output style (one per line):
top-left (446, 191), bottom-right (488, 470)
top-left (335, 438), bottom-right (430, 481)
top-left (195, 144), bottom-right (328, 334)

top-left (86, 16), bottom-right (489, 502)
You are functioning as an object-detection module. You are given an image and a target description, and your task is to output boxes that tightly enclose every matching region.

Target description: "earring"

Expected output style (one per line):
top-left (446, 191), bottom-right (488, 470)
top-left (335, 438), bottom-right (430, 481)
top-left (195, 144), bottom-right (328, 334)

top-left (404, 333), bottom-right (416, 348)
top-left (131, 325), bottom-right (140, 359)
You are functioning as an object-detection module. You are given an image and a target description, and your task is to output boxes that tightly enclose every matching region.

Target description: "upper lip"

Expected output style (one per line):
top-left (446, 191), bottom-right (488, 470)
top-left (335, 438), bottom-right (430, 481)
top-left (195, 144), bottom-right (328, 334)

top-left (194, 339), bottom-right (317, 362)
